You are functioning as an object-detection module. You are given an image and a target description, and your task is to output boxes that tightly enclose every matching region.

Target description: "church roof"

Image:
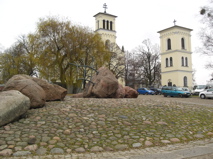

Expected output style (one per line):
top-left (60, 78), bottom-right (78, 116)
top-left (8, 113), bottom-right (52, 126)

top-left (93, 12), bottom-right (117, 18)
top-left (157, 25), bottom-right (193, 33)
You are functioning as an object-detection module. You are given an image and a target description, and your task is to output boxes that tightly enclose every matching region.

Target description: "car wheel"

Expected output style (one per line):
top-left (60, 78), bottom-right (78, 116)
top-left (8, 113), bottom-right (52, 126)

top-left (178, 94), bottom-right (183, 98)
top-left (200, 94), bottom-right (206, 99)
top-left (163, 93), bottom-right (167, 97)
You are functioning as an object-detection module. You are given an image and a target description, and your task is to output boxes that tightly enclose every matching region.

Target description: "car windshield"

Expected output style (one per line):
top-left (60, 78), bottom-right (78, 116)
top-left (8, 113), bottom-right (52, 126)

top-left (196, 85), bottom-right (206, 89)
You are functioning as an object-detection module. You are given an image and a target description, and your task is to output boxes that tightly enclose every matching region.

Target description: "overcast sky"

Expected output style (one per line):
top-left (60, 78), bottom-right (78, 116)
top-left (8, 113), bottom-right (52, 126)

top-left (0, 0), bottom-right (212, 85)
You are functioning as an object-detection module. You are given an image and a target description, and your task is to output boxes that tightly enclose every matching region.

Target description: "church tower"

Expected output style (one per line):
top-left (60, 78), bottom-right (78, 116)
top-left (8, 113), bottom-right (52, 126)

top-left (157, 22), bottom-right (193, 89)
top-left (93, 3), bottom-right (117, 46)
top-left (93, 4), bottom-right (125, 86)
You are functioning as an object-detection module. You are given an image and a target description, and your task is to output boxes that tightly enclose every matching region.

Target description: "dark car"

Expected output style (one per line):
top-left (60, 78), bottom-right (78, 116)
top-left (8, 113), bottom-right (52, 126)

top-left (137, 88), bottom-right (155, 95)
top-left (150, 88), bottom-right (162, 95)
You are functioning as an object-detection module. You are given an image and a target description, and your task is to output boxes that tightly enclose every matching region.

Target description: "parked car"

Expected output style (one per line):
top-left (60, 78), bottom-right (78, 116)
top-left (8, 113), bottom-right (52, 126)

top-left (150, 88), bottom-right (162, 95)
top-left (161, 86), bottom-right (191, 97)
top-left (192, 85), bottom-right (207, 95)
top-left (137, 88), bottom-right (155, 95)
top-left (182, 87), bottom-right (192, 95)
top-left (199, 88), bottom-right (213, 99)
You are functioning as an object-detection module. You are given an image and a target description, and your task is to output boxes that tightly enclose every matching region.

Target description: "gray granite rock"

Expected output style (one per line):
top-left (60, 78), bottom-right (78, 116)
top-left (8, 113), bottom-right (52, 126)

top-left (50, 148), bottom-right (64, 154)
top-left (13, 151), bottom-right (31, 156)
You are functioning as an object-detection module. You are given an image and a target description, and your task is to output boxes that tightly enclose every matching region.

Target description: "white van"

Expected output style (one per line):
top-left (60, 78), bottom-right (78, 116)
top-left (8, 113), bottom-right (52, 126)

top-left (192, 85), bottom-right (207, 95)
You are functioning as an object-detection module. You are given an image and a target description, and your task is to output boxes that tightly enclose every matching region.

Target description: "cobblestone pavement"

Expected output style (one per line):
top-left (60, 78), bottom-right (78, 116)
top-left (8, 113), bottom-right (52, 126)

top-left (0, 95), bottom-right (213, 158)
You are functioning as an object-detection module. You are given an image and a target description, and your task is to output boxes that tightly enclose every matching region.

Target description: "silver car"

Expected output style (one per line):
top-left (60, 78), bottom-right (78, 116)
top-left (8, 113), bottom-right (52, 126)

top-left (199, 88), bottom-right (213, 99)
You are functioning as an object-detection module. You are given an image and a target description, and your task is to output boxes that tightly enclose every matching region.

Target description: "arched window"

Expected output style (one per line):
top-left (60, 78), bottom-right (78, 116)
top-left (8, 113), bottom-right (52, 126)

top-left (185, 57), bottom-right (188, 66)
top-left (105, 40), bottom-right (110, 50)
top-left (110, 21), bottom-right (113, 30)
top-left (166, 58), bottom-right (169, 67)
top-left (103, 20), bottom-right (105, 29)
top-left (167, 39), bottom-right (171, 50)
top-left (181, 57), bottom-right (184, 66)
top-left (181, 38), bottom-right (185, 49)
top-left (183, 76), bottom-right (188, 87)
top-left (170, 57), bottom-right (173, 66)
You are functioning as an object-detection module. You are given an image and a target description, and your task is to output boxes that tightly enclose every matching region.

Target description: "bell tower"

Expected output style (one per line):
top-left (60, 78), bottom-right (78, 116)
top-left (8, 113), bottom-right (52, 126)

top-left (93, 3), bottom-right (117, 45)
top-left (157, 21), bottom-right (193, 89)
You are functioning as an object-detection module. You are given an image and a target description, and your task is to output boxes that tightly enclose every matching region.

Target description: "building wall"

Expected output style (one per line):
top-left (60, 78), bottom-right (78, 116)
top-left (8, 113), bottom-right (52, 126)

top-left (159, 27), bottom-right (192, 53)
top-left (95, 14), bottom-right (116, 31)
top-left (161, 71), bottom-right (193, 88)
top-left (158, 26), bottom-right (193, 89)
top-left (95, 29), bottom-right (116, 44)
top-left (94, 13), bottom-right (117, 43)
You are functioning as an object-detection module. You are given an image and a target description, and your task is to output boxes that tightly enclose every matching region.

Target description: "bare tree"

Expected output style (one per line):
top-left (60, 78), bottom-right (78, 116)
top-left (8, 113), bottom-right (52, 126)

top-left (199, 1), bottom-right (213, 54)
top-left (107, 42), bottom-right (125, 80)
top-left (192, 68), bottom-right (197, 85)
top-left (198, 1), bottom-right (213, 70)
top-left (210, 72), bottom-right (213, 80)
top-left (128, 39), bottom-right (161, 88)
top-left (0, 44), bottom-right (4, 53)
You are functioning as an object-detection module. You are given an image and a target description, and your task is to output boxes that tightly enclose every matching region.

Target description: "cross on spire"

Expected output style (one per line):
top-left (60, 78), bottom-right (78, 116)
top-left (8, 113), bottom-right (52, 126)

top-left (173, 19), bottom-right (177, 26)
top-left (103, 3), bottom-right (107, 13)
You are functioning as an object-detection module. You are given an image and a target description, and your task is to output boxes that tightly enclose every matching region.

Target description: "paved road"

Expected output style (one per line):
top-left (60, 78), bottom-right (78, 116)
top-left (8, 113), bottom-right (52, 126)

top-left (2, 139), bottom-right (213, 159)
top-left (138, 95), bottom-right (213, 107)
top-left (0, 95), bottom-right (213, 159)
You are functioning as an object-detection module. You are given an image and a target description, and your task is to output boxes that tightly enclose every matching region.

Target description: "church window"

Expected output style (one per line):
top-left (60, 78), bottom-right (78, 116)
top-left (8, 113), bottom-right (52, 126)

top-left (166, 58), bottom-right (169, 67)
top-left (167, 38), bottom-right (171, 50)
top-left (106, 20), bottom-right (109, 30)
top-left (105, 40), bottom-right (110, 50)
top-left (181, 38), bottom-right (185, 49)
top-left (181, 57), bottom-right (184, 66)
top-left (185, 57), bottom-right (188, 66)
top-left (183, 76), bottom-right (188, 87)
top-left (103, 20), bottom-right (105, 29)
top-left (170, 57), bottom-right (173, 66)
top-left (110, 21), bottom-right (113, 30)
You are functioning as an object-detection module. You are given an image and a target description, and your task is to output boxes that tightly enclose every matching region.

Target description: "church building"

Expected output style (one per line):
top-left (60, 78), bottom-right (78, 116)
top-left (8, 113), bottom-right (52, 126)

top-left (93, 3), bottom-right (117, 45)
top-left (93, 4), bottom-right (125, 86)
top-left (158, 22), bottom-right (193, 89)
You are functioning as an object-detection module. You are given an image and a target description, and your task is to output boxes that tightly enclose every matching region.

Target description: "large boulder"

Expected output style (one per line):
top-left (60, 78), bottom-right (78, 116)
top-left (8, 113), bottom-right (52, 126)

top-left (115, 84), bottom-right (125, 98)
top-left (0, 90), bottom-right (30, 127)
top-left (83, 67), bottom-right (119, 98)
top-left (4, 74), bottom-right (67, 101)
top-left (3, 77), bottom-right (46, 108)
top-left (124, 86), bottom-right (138, 98)
top-left (30, 78), bottom-right (67, 101)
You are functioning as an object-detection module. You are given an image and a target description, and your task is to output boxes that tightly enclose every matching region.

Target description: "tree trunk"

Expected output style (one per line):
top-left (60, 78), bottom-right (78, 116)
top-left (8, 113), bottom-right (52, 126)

top-left (66, 84), bottom-right (74, 94)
